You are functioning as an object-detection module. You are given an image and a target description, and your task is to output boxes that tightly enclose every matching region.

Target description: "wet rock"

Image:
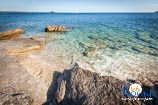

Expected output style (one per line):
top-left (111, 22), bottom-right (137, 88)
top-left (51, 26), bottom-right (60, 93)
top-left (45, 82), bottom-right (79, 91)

top-left (79, 42), bottom-right (87, 49)
top-left (30, 36), bottom-right (46, 42)
top-left (45, 25), bottom-right (67, 32)
top-left (88, 36), bottom-right (100, 41)
top-left (2, 38), bottom-right (45, 55)
top-left (79, 41), bottom-right (107, 57)
top-left (83, 47), bottom-right (98, 57)
top-left (132, 45), bottom-right (158, 56)
top-left (88, 40), bottom-right (108, 49)
top-left (0, 29), bottom-right (24, 40)
top-left (109, 45), bottom-right (122, 50)
top-left (44, 33), bottom-right (64, 43)
top-left (136, 32), bottom-right (156, 45)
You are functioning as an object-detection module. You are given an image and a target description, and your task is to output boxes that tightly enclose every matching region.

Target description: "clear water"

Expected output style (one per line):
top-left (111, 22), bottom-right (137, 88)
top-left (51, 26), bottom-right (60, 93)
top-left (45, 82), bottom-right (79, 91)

top-left (0, 13), bottom-right (158, 53)
top-left (0, 13), bottom-right (158, 76)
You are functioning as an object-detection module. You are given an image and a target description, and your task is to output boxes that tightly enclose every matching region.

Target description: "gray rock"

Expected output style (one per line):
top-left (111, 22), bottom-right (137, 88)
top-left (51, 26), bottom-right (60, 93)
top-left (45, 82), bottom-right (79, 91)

top-left (83, 47), bottom-right (98, 57)
top-left (0, 88), bottom-right (33, 105)
top-left (45, 65), bottom-right (154, 105)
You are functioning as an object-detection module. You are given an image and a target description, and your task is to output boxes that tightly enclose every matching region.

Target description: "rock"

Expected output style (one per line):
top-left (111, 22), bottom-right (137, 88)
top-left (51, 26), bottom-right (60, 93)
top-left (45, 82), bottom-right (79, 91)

top-left (109, 45), bottom-right (122, 50)
top-left (86, 40), bottom-right (109, 49)
top-left (0, 29), bottom-right (24, 40)
top-left (3, 38), bottom-right (45, 55)
top-left (0, 49), bottom-right (42, 105)
top-left (45, 25), bottom-right (67, 32)
top-left (151, 81), bottom-right (158, 99)
top-left (132, 45), bottom-right (158, 56)
top-left (0, 92), bottom-right (33, 105)
top-left (79, 42), bottom-right (99, 57)
top-left (45, 65), bottom-right (152, 105)
top-left (136, 32), bottom-right (157, 45)
top-left (30, 36), bottom-right (46, 44)
top-left (83, 47), bottom-right (98, 57)
top-left (0, 44), bottom-right (52, 105)
top-left (55, 75), bottom-right (66, 103)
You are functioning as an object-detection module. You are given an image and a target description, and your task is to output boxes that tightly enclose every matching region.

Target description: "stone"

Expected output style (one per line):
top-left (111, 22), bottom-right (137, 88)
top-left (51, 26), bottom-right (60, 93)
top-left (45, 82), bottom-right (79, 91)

top-left (0, 92), bottom-right (33, 105)
top-left (0, 43), bottom-right (53, 105)
top-left (83, 47), bottom-right (98, 57)
top-left (45, 25), bottom-right (67, 32)
top-left (2, 38), bottom-right (45, 55)
top-left (87, 40), bottom-right (109, 49)
top-left (0, 29), bottom-right (24, 40)
top-left (30, 36), bottom-right (46, 42)
top-left (132, 45), bottom-right (158, 56)
top-left (45, 65), bottom-right (154, 105)
top-left (109, 45), bottom-right (122, 50)
top-left (136, 32), bottom-right (157, 45)
top-left (55, 75), bottom-right (66, 103)
top-left (0, 49), bottom-right (43, 105)
top-left (79, 42), bottom-right (99, 57)
top-left (151, 81), bottom-right (158, 99)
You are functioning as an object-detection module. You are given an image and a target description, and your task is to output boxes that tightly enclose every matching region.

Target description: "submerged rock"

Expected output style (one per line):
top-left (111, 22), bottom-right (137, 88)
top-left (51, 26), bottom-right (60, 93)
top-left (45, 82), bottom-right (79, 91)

top-left (132, 45), bottom-right (158, 56)
top-left (136, 32), bottom-right (157, 45)
top-left (2, 38), bottom-right (45, 55)
top-left (30, 36), bottom-right (46, 42)
top-left (0, 29), bottom-right (24, 40)
top-left (83, 47), bottom-right (98, 57)
top-left (45, 25), bottom-right (67, 32)
top-left (79, 42), bottom-right (98, 57)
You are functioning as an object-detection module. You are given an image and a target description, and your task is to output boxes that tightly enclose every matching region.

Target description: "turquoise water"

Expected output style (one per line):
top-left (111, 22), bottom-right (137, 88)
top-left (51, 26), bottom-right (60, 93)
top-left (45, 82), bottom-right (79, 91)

top-left (1, 13), bottom-right (158, 78)
top-left (0, 13), bottom-right (158, 57)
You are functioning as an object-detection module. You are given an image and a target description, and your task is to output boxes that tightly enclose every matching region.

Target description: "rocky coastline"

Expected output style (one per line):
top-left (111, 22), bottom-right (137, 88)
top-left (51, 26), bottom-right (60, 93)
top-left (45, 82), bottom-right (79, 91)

top-left (0, 28), bottom-right (158, 105)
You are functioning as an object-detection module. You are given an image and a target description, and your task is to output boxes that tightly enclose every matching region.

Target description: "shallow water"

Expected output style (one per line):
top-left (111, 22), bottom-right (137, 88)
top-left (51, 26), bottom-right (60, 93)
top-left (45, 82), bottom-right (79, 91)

top-left (0, 13), bottom-right (158, 79)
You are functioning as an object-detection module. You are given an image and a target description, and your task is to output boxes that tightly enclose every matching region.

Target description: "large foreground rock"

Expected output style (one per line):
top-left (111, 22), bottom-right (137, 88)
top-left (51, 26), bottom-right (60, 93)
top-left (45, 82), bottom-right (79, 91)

top-left (45, 25), bottom-right (67, 32)
top-left (0, 38), bottom-right (45, 55)
top-left (0, 90), bottom-right (33, 105)
top-left (44, 64), bottom-right (157, 105)
top-left (0, 29), bottom-right (24, 40)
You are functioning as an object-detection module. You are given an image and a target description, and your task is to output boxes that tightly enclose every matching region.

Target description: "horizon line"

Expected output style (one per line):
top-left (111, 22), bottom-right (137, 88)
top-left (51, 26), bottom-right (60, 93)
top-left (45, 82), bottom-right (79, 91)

top-left (0, 11), bottom-right (156, 13)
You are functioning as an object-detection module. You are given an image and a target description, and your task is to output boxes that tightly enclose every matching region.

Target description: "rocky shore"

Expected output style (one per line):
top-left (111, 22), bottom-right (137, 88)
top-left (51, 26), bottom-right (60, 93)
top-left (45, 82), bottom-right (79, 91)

top-left (0, 29), bottom-right (24, 40)
top-left (0, 28), bottom-right (158, 105)
top-left (44, 64), bottom-right (158, 105)
top-left (0, 29), bottom-right (47, 105)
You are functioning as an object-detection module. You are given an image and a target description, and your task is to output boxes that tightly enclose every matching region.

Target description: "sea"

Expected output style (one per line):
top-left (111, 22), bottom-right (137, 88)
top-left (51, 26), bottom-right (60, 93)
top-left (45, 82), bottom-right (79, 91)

top-left (0, 13), bottom-right (158, 79)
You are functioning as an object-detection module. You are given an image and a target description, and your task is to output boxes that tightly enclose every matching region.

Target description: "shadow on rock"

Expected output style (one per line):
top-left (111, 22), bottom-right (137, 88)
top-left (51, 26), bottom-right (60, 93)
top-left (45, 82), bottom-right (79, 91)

top-left (43, 63), bottom-right (158, 105)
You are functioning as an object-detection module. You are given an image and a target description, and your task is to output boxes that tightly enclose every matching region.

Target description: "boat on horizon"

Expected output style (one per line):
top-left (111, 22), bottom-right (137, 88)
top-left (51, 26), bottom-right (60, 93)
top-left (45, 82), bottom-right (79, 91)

top-left (50, 11), bottom-right (55, 13)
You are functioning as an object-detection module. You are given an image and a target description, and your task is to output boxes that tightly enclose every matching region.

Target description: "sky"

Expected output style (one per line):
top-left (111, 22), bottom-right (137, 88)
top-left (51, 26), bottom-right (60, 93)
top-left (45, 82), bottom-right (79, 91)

top-left (0, 0), bottom-right (158, 12)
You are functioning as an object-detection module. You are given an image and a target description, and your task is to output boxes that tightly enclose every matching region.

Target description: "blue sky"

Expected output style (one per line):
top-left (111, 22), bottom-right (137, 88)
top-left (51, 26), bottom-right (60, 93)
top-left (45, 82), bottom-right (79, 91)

top-left (0, 0), bottom-right (158, 12)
